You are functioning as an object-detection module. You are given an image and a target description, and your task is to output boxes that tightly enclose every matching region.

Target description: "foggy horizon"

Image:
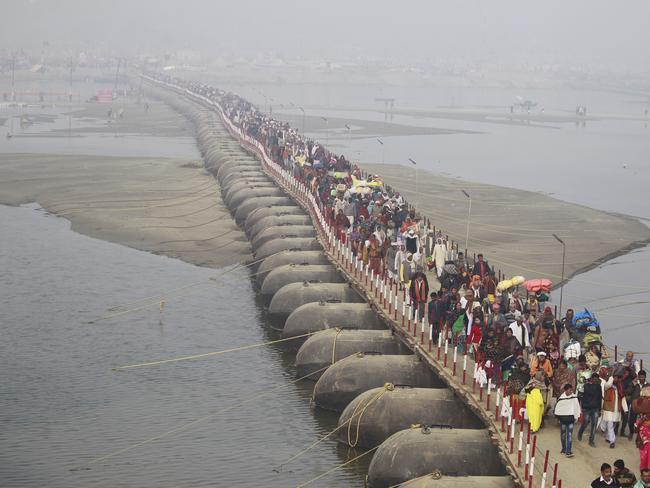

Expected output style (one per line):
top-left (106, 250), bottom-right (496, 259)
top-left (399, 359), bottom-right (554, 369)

top-left (3, 0), bottom-right (650, 73)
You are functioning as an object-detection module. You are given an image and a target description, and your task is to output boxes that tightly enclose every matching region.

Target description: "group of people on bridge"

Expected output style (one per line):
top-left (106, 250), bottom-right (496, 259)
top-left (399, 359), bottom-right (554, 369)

top-left (151, 72), bottom-right (650, 485)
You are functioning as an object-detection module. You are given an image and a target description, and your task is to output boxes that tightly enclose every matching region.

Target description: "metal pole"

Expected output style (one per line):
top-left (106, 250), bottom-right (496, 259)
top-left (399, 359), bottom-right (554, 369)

top-left (322, 117), bottom-right (329, 147)
top-left (68, 57), bottom-right (73, 103)
top-left (299, 106), bottom-right (305, 135)
top-left (11, 54), bottom-right (16, 101)
top-left (553, 234), bottom-right (566, 316)
top-left (378, 138), bottom-right (384, 164)
top-left (416, 165), bottom-right (419, 211)
top-left (408, 158), bottom-right (417, 210)
top-left (462, 190), bottom-right (471, 253)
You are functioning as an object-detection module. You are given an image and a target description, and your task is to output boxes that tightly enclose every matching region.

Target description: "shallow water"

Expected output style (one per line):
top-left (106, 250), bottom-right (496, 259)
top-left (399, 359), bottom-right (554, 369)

top-left (0, 204), bottom-right (366, 487)
top-left (0, 103), bottom-right (196, 159)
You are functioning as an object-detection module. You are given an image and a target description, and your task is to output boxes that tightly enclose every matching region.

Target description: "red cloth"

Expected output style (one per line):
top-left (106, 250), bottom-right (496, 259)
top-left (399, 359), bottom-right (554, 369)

top-left (640, 442), bottom-right (650, 471)
top-left (468, 324), bottom-right (483, 345)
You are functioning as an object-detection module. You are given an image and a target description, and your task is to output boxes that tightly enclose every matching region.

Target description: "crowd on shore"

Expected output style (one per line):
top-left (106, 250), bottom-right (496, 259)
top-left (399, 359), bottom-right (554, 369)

top-left (150, 72), bottom-right (650, 483)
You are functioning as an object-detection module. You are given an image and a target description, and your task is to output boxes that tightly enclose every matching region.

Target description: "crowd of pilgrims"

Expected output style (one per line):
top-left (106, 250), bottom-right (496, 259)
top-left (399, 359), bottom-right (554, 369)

top-left (153, 73), bottom-right (650, 479)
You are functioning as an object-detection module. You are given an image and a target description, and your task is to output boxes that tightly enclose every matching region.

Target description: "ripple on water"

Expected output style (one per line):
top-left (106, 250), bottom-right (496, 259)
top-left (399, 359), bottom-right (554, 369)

top-left (0, 204), bottom-right (365, 487)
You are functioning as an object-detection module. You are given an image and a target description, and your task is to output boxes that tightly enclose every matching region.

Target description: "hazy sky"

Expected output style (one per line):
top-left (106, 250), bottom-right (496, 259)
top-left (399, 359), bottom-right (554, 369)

top-left (4, 0), bottom-right (650, 70)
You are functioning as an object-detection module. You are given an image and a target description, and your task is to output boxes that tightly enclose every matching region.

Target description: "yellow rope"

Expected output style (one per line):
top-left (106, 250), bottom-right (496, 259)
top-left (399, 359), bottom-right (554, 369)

top-left (46, 178), bottom-right (215, 208)
top-left (113, 332), bottom-right (318, 370)
top-left (385, 471), bottom-right (441, 488)
top-left (155, 227), bottom-right (237, 245)
top-left (347, 383), bottom-right (393, 447)
top-left (279, 381), bottom-right (392, 469)
top-left (57, 187), bottom-right (217, 215)
top-left (278, 412), bottom-right (353, 468)
top-left (144, 200), bottom-right (221, 220)
top-left (90, 251), bottom-right (286, 324)
top-left (294, 446), bottom-right (379, 488)
top-left (142, 213), bottom-right (229, 230)
top-left (331, 327), bottom-right (342, 365)
top-left (68, 363), bottom-right (332, 472)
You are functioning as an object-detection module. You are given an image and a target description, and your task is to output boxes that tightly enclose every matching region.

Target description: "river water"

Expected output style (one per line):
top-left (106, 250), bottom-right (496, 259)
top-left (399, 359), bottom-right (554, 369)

top-left (0, 203), bottom-right (365, 488)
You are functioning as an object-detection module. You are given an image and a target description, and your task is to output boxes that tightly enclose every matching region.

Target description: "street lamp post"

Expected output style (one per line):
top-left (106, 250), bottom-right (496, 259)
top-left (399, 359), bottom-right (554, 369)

top-left (408, 158), bottom-right (418, 211)
top-left (553, 233), bottom-right (566, 316)
top-left (377, 138), bottom-right (384, 164)
top-left (299, 106), bottom-right (305, 135)
top-left (321, 116), bottom-right (329, 147)
top-left (461, 190), bottom-right (471, 253)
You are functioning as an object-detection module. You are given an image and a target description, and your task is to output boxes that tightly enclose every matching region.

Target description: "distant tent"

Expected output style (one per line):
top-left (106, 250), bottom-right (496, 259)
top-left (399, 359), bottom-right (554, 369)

top-left (96, 89), bottom-right (113, 103)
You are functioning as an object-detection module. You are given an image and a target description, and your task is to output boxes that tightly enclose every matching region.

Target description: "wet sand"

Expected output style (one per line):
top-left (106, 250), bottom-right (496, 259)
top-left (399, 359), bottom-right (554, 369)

top-left (363, 163), bottom-right (650, 283)
top-left (0, 96), bottom-right (251, 268)
top-left (276, 112), bottom-right (482, 138)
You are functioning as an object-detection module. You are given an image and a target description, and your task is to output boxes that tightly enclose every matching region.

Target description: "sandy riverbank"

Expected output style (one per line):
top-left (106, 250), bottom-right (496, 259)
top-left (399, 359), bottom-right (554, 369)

top-left (0, 95), bottom-right (251, 268)
top-left (363, 163), bottom-right (650, 283)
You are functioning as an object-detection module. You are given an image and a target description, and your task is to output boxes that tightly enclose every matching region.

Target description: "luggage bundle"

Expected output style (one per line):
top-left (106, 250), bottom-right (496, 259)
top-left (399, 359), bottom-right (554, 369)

top-left (569, 309), bottom-right (602, 345)
top-left (582, 331), bottom-right (603, 349)
top-left (523, 278), bottom-right (552, 293)
top-left (572, 309), bottom-right (601, 333)
top-left (563, 339), bottom-right (582, 360)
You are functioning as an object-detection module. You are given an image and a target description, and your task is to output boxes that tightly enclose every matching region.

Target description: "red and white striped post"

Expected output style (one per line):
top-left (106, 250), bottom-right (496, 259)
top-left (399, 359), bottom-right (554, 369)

top-left (460, 353), bottom-right (467, 384)
top-left (436, 327), bottom-right (443, 359)
top-left (428, 323), bottom-right (433, 352)
top-left (540, 449), bottom-right (550, 488)
top-left (508, 410), bottom-right (514, 454)
top-left (420, 317), bottom-right (425, 344)
top-left (552, 463), bottom-right (559, 488)
top-left (473, 363), bottom-right (478, 393)
top-left (452, 347), bottom-right (458, 376)
top-left (486, 378), bottom-right (492, 410)
top-left (444, 333), bottom-right (449, 367)
top-left (529, 436), bottom-right (537, 485)
top-left (525, 429), bottom-right (535, 481)
top-left (517, 424), bottom-right (523, 463)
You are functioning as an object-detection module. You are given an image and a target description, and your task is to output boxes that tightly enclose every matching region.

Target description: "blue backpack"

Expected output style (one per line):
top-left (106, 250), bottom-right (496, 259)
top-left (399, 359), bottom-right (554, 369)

top-left (572, 309), bottom-right (600, 332)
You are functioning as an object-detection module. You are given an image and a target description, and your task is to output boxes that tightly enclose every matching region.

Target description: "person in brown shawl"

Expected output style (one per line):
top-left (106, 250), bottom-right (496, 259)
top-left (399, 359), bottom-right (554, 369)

top-left (552, 359), bottom-right (577, 401)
